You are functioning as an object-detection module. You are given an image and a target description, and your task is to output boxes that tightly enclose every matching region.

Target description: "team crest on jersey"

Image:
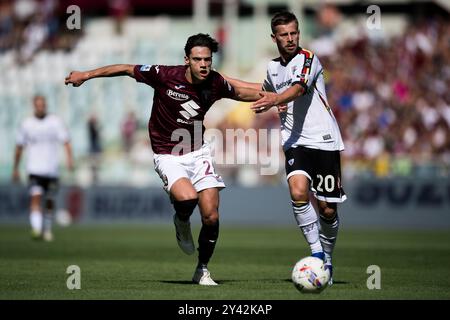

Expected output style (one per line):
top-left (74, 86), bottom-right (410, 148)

top-left (140, 65), bottom-right (151, 71)
top-left (288, 158), bottom-right (294, 166)
top-left (304, 58), bottom-right (312, 68)
top-left (292, 66), bottom-right (298, 74)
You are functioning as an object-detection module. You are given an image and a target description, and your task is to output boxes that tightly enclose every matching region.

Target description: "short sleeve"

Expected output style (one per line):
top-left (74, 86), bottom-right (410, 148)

top-left (133, 64), bottom-right (161, 87)
top-left (292, 50), bottom-right (319, 92)
top-left (55, 117), bottom-right (70, 143)
top-left (263, 69), bottom-right (276, 92)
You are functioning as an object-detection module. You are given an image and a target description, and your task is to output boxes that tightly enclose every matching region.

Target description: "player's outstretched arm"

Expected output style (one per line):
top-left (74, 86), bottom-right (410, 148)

top-left (65, 64), bottom-right (136, 87)
top-left (222, 75), bottom-right (263, 91)
top-left (250, 83), bottom-right (304, 113)
top-left (233, 86), bottom-right (275, 102)
top-left (221, 74), bottom-right (268, 102)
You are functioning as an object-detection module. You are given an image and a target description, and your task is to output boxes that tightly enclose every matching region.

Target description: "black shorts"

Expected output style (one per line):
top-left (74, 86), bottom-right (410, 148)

top-left (28, 174), bottom-right (59, 198)
top-left (284, 146), bottom-right (346, 203)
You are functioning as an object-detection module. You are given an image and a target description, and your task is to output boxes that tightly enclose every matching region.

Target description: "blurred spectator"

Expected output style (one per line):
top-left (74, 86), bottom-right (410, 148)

top-left (39, 0), bottom-right (59, 47)
top-left (214, 18), bottom-right (227, 69)
top-left (108, 0), bottom-right (130, 35)
top-left (0, 0), bottom-right (77, 61)
top-left (13, 0), bottom-right (37, 22)
top-left (18, 12), bottom-right (48, 63)
top-left (87, 114), bottom-right (102, 184)
top-left (121, 110), bottom-right (137, 154)
top-left (0, 0), bottom-right (14, 53)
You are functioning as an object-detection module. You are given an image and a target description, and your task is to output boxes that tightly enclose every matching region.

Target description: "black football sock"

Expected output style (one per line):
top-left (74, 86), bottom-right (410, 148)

top-left (197, 221), bottom-right (219, 267)
top-left (173, 199), bottom-right (198, 221)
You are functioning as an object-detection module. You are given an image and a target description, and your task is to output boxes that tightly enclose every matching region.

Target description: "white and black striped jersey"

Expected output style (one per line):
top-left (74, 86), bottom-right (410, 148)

top-left (263, 47), bottom-right (344, 152)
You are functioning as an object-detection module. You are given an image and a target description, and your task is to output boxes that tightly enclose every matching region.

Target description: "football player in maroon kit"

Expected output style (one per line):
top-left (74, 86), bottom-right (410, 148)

top-left (65, 33), bottom-right (267, 285)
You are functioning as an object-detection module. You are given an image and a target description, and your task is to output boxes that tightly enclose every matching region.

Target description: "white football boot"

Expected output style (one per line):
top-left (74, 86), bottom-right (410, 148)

top-left (173, 214), bottom-right (195, 255)
top-left (324, 254), bottom-right (333, 286)
top-left (192, 267), bottom-right (218, 286)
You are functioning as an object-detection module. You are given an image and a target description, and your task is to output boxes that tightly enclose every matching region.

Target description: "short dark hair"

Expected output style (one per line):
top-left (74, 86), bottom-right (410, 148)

top-left (33, 94), bottom-right (45, 103)
top-left (271, 11), bottom-right (298, 34)
top-left (184, 33), bottom-right (219, 56)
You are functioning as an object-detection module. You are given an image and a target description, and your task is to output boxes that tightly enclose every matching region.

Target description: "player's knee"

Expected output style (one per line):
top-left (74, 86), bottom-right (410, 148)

top-left (318, 203), bottom-right (337, 220)
top-left (174, 190), bottom-right (198, 201)
top-left (290, 188), bottom-right (309, 203)
top-left (201, 209), bottom-right (219, 226)
top-left (173, 198), bottom-right (198, 220)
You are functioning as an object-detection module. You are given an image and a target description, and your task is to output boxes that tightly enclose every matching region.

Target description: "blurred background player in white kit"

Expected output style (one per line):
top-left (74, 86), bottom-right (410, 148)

top-left (12, 95), bottom-right (74, 241)
top-left (225, 12), bottom-right (346, 285)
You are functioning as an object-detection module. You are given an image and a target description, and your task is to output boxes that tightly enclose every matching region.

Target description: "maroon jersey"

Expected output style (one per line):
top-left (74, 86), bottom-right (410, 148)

top-left (133, 64), bottom-right (235, 155)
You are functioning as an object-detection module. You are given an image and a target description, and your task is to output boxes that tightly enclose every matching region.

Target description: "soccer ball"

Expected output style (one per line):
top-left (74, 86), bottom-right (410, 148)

top-left (291, 256), bottom-right (330, 293)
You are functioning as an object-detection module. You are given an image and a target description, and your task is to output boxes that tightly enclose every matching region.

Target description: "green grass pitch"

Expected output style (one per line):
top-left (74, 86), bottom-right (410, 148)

top-left (0, 224), bottom-right (449, 300)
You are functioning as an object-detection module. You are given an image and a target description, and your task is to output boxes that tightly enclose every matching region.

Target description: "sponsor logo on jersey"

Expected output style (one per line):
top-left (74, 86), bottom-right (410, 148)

top-left (288, 158), bottom-right (295, 166)
top-left (322, 134), bottom-right (332, 141)
top-left (275, 79), bottom-right (292, 90)
top-left (177, 118), bottom-right (193, 125)
top-left (271, 73), bottom-right (278, 77)
top-left (167, 89), bottom-right (189, 101)
top-left (179, 100), bottom-right (201, 119)
top-left (174, 84), bottom-right (185, 90)
top-left (140, 65), bottom-right (151, 71)
top-left (292, 66), bottom-right (298, 73)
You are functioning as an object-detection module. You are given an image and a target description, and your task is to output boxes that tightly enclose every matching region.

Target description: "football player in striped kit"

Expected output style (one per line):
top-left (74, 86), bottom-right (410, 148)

top-left (225, 12), bottom-right (346, 285)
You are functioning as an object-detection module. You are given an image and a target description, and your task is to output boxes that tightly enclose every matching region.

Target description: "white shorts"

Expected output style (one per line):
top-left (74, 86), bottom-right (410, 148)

top-left (153, 143), bottom-right (226, 194)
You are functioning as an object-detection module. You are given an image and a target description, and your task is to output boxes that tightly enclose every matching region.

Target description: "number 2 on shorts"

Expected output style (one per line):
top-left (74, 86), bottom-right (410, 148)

top-left (203, 160), bottom-right (214, 175)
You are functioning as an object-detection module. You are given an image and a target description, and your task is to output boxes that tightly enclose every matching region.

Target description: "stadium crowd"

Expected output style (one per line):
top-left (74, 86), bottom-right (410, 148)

top-left (324, 16), bottom-right (450, 179)
top-left (0, 0), bottom-right (61, 62)
top-left (216, 16), bottom-right (450, 183)
top-left (1, 1), bottom-right (448, 185)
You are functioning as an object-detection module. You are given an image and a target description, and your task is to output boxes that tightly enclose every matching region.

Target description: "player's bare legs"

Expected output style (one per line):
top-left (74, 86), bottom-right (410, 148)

top-left (170, 178), bottom-right (198, 202)
top-left (43, 197), bottom-right (55, 241)
top-left (317, 200), bottom-right (339, 284)
top-left (30, 194), bottom-right (43, 239)
top-left (288, 174), bottom-right (324, 259)
top-left (192, 187), bottom-right (220, 285)
top-left (170, 178), bottom-right (198, 255)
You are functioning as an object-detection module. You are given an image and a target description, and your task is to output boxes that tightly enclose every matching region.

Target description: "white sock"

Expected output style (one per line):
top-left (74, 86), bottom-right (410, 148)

top-left (324, 252), bottom-right (332, 266)
top-left (43, 212), bottom-right (53, 233)
top-left (30, 211), bottom-right (43, 233)
top-left (292, 201), bottom-right (323, 254)
top-left (319, 213), bottom-right (339, 263)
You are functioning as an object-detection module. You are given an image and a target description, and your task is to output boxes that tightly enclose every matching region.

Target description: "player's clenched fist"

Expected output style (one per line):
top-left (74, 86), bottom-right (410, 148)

top-left (65, 71), bottom-right (88, 87)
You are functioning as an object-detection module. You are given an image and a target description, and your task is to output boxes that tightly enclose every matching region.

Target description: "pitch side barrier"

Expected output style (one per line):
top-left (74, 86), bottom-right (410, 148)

top-left (0, 178), bottom-right (449, 228)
